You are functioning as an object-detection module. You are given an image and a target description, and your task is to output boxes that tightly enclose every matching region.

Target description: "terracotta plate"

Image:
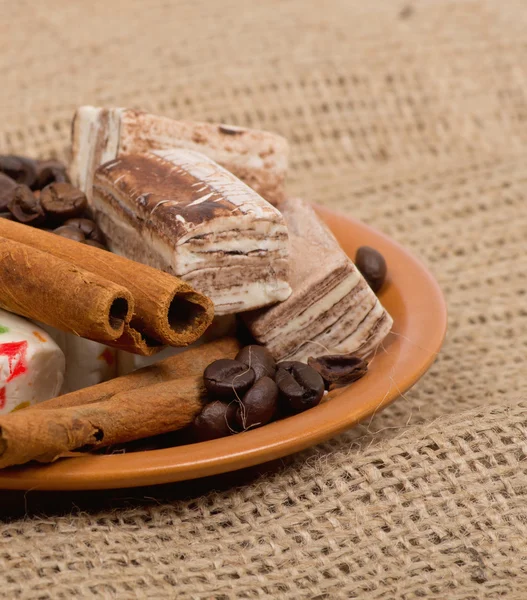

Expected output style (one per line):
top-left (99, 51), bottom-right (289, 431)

top-left (0, 206), bottom-right (447, 490)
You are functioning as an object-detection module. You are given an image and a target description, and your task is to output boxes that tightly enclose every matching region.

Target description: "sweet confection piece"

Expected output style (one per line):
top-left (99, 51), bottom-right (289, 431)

top-left (39, 326), bottom-right (117, 394)
top-left (244, 198), bottom-right (393, 361)
top-left (71, 106), bottom-right (289, 205)
top-left (92, 150), bottom-right (291, 314)
top-left (0, 309), bottom-right (65, 414)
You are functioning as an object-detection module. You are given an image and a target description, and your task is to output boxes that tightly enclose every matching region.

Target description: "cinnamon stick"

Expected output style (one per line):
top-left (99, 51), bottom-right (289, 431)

top-left (0, 219), bottom-right (214, 346)
top-left (112, 323), bottom-right (166, 356)
top-left (0, 236), bottom-right (133, 342)
top-left (0, 375), bottom-right (205, 468)
top-left (33, 336), bottom-right (240, 410)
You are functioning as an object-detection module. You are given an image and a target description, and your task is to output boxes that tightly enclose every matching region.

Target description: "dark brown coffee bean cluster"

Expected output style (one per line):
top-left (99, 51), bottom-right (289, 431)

top-left (192, 345), bottom-right (326, 441)
top-left (0, 154), bottom-right (107, 249)
top-left (355, 246), bottom-right (387, 293)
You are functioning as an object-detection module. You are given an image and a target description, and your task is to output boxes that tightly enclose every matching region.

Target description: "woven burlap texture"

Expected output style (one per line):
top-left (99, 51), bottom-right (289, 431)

top-left (1, 1), bottom-right (526, 598)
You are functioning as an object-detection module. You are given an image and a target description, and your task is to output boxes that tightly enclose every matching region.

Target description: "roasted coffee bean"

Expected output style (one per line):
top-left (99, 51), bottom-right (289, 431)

top-left (0, 155), bottom-right (37, 187)
top-left (8, 185), bottom-right (45, 225)
top-left (275, 361), bottom-right (325, 413)
top-left (192, 400), bottom-right (238, 441)
top-left (0, 173), bottom-right (17, 211)
top-left (40, 183), bottom-right (87, 223)
top-left (33, 160), bottom-right (70, 190)
top-left (84, 239), bottom-right (107, 250)
top-left (204, 358), bottom-right (255, 398)
top-left (64, 217), bottom-right (105, 243)
top-left (235, 345), bottom-right (276, 381)
top-left (53, 225), bottom-right (86, 242)
top-left (355, 246), bottom-right (387, 293)
top-left (307, 354), bottom-right (368, 385)
top-left (236, 376), bottom-right (278, 430)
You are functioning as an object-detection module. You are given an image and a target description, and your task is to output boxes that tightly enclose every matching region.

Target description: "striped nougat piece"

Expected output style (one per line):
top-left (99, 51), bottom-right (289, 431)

top-left (244, 198), bottom-right (393, 361)
top-left (71, 106), bottom-right (289, 206)
top-left (92, 149), bottom-right (291, 315)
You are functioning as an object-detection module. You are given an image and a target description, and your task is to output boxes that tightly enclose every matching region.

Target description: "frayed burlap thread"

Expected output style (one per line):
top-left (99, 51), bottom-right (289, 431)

top-left (0, 0), bottom-right (526, 598)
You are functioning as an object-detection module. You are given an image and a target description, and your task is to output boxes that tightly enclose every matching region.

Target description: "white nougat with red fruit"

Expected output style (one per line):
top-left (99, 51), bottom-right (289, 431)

top-left (39, 326), bottom-right (117, 393)
top-left (0, 310), bottom-right (65, 414)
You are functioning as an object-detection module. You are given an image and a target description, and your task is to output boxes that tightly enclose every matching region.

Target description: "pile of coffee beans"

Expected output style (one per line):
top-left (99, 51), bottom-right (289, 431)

top-left (0, 154), bottom-right (107, 249)
top-left (193, 345), bottom-right (368, 441)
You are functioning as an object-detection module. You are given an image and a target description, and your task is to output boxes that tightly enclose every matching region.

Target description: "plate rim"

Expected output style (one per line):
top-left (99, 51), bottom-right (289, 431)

top-left (0, 205), bottom-right (447, 490)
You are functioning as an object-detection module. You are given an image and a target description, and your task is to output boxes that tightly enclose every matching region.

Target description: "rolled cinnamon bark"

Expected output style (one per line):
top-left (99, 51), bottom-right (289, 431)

top-left (0, 375), bottom-right (205, 468)
top-left (33, 336), bottom-right (240, 410)
top-left (0, 219), bottom-right (214, 346)
top-left (112, 323), bottom-right (166, 357)
top-left (0, 236), bottom-right (133, 342)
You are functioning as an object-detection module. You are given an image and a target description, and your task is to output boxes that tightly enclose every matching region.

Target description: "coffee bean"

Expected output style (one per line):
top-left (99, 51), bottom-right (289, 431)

top-left (0, 173), bottom-right (17, 211)
top-left (203, 358), bottom-right (255, 398)
top-left (236, 376), bottom-right (278, 430)
top-left (64, 217), bottom-right (105, 243)
top-left (235, 345), bottom-right (276, 381)
top-left (307, 354), bottom-right (368, 385)
top-left (53, 225), bottom-right (86, 242)
top-left (33, 160), bottom-right (70, 190)
top-left (192, 400), bottom-right (238, 441)
top-left (0, 155), bottom-right (37, 188)
top-left (355, 246), bottom-right (387, 293)
top-left (8, 185), bottom-right (45, 225)
top-left (40, 183), bottom-right (87, 223)
top-left (275, 361), bottom-right (325, 413)
top-left (84, 239), bottom-right (107, 250)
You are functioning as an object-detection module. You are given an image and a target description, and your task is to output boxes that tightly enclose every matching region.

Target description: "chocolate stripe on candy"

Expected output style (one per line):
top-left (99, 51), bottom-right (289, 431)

top-left (92, 150), bottom-right (291, 315)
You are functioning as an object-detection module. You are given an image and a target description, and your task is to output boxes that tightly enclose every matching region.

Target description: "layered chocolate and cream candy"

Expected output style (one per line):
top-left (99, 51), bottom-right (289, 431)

top-left (71, 106), bottom-right (288, 205)
top-left (244, 198), bottom-right (393, 361)
top-left (91, 150), bottom-right (291, 315)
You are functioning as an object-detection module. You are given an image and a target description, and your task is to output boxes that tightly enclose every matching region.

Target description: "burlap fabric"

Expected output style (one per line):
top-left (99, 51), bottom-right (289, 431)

top-left (1, 0), bottom-right (526, 598)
